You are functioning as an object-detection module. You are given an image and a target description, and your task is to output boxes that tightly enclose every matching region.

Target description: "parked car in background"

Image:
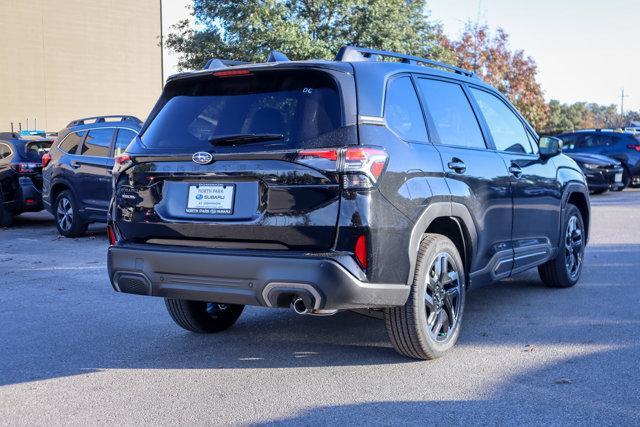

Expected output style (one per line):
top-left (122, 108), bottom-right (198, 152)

top-left (558, 129), bottom-right (640, 189)
top-left (107, 47), bottom-right (590, 360)
top-left (565, 152), bottom-right (625, 193)
top-left (0, 132), bottom-right (53, 226)
top-left (42, 115), bottom-right (142, 237)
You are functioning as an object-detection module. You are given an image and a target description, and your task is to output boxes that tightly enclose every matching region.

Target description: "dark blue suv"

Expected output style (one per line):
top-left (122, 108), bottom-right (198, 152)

top-left (558, 129), bottom-right (640, 189)
top-left (107, 47), bottom-right (590, 360)
top-left (0, 133), bottom-right (53, 226)
top-left (42, 116), bottom-right (142, 236)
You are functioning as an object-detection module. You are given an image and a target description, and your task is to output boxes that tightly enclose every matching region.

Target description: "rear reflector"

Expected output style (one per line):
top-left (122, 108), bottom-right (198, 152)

top-left (213, 69), bottom-right (252, 77)
top-left (107, 225), bottom-right (117, 246)
top-left (355, 235), bottom-right (367, 269)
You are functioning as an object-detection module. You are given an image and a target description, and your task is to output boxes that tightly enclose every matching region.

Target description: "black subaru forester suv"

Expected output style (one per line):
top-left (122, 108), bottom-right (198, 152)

top-left (108, 47), bottom-right (590, 359)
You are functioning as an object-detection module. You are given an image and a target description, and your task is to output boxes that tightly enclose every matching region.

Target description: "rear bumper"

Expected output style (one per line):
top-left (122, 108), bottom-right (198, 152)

top-left (14, 179), bottom-right (43, 212)
top-left (107, 243), bottom-right (409, 310)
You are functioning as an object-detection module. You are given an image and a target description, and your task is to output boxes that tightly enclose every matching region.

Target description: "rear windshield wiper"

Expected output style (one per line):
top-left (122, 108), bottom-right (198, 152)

top-left (209, 133), bottom-right (284, 146)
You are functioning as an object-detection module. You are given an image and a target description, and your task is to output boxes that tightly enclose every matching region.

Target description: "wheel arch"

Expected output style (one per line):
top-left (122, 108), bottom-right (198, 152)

top-left (567, 190), bottom-right (590, 244)
top-left (407, 202), bottom-right (478, 287)
top-left (50, 179), bottom-right (77, 210)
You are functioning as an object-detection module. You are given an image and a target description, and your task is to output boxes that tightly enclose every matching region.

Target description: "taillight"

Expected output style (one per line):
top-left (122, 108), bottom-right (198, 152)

top-left (213, 69), bottom-right (252, 77)
top-left (107, 224), bottom-right (117, 246)
top-left (114, 154), bottom-right (131, 165)
top-left (627, 144), bottom-right (640, 152)
top-left (296, 146), bottom-right (388, 189)
top-left (354, 234), bottom-right (367, 269)
top-left (11, 162), bottom-right (40, 174)
top-left (42, 153), bottom-right (52, 168)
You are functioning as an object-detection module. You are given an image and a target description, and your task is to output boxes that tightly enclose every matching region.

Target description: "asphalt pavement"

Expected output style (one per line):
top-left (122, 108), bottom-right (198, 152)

top-left (1, 190), bottom-right (639, 425)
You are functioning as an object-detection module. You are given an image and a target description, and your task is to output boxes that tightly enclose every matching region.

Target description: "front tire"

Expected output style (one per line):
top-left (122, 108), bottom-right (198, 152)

top-left (165, 299), bottom-right (244, 333)
top-left (384, 234), bottom-right (466, 360)
top-left (538, 204), bottom-right (585, 288)
top-left (54, 190), bottom-right (87, 237)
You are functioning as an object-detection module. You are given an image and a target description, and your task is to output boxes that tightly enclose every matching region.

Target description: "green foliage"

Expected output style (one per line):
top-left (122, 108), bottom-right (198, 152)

top-left (166, 0), bottom-right (455, 69)
top-left (541, 100), bottom-right (625, 134)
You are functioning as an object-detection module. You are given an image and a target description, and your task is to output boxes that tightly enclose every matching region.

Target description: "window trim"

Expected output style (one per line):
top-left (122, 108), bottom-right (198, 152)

top-left (413, 74), bottom-right (490, 151)
top-left (382, 73), bottom-right (430, 144)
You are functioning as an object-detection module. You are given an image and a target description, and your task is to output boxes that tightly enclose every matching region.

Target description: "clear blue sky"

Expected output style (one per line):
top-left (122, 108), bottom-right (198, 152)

top-left (163, 0), bottom-right (640, 111)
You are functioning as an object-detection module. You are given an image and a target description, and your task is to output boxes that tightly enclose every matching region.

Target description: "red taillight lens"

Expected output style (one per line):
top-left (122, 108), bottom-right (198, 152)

top-left (627, 144), bottom-right (640, 152)
top-left (296, 146), bottom-right (388, 189)
top-left (107, 224), bottom-right (117, 246)
top-left (213, 69), bottom-right (252, 77)
top-left (42, 153), bottom-right (52, 168)
top-left (114, 154), bottom-right (131, 165)
top-left (354, 234), bottom-right (367, 269)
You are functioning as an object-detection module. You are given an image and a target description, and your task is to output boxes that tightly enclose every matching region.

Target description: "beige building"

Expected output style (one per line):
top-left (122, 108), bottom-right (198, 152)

top-left (0, 0), bottom-right (162, 132)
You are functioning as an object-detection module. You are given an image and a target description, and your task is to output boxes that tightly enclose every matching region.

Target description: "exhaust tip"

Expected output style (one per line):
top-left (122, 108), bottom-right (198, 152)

top-left (292, 297), bottom-right (309, 315)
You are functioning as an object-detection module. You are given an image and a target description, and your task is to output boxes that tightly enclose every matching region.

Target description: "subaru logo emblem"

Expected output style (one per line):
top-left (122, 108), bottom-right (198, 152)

top-left (192, 152), bottom-right (213, 165)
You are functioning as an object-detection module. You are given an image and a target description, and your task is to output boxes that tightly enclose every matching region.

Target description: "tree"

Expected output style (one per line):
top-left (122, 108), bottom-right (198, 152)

top-left (166, 0), bottom-right (454, 70)
top-left (446, 23), bottom-right (548, 130)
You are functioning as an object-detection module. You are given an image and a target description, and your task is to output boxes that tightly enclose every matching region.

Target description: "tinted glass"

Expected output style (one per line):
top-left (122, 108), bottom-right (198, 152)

top-left (471, 88), bottom-right (533, 154)
top-left (81, 129), bottom-right (113, 157)
top-left (24, 141), bottom-right (52, 161)
top-left (59, 131), bottom-right (85, 154)
top-left (141, 70), bottom-right (345, 151)
top-left (559, 133), bottom-right (577, 150)
top-left (0, 143), bottom-right (11, 160)
top-left (114, 129), bottom-right (136, 156)
top-left (384, 77), bottom-right (428, 142)
top-left (418, 79), bottom-right (485, 149)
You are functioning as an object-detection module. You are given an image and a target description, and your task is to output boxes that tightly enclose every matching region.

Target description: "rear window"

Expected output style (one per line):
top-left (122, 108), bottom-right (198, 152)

top-left (24, 141), bottom-right (52, 161)
top-left (141, 69), bottom-right (347, 152)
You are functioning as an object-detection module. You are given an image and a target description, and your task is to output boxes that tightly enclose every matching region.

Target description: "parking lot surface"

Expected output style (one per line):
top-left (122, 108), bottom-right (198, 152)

top-left (1, 190), bottom-right (639, 425)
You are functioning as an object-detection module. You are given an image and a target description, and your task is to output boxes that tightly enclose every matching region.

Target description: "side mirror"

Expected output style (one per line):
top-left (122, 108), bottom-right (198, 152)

top-left (539, 136), bottom-right (562, 159)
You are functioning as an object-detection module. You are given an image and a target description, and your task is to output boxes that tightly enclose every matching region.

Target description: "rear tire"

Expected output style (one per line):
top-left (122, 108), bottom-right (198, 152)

top-left (0, 192), bottom-right (13, 227)
top-left (54, 190), bottom-right (87, 237)
top-left (538, 204), bottom-right (585, 288)
top-left (384, 234), bottom-right (466, 360)
top-left (165, 299), bottom-right (244, 333)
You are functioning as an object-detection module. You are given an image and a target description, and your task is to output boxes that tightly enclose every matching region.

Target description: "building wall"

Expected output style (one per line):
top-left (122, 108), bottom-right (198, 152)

top-left (0, 0), bottom-right (162, 132)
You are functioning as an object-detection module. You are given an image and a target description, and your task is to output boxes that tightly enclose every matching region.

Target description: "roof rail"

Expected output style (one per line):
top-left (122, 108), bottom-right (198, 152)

top-left (67, 115), bottom-right (142, 127)
top-left (335, 46), bottom-right (476, 78)
top-left (203, 59), bottom-right (250, 70)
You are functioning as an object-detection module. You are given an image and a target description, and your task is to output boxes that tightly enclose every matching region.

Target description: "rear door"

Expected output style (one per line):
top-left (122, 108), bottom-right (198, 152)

top-left (75, 128), bottom-right (114, 215)
top-left (469, 87), bottom-right (561, 273)
top-left (415, 77), bottom-right (513, 285)
top-left (114, 67), bottom-right (356, 250)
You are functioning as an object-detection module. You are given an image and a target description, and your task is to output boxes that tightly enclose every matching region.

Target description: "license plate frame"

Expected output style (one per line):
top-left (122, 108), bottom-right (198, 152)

top-left (185, 183), bottom-right (235, 215)
top-left (615, 173), bottom-right (623, 183)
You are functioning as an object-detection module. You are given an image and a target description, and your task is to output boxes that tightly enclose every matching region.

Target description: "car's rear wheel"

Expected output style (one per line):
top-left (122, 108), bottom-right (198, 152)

top-left (538, 204), bottom-right (585, 288)
top-left (54, 190), bottom-right (87, 237)
top-left (165, 299), bottom-right (244, 333)
top-left (384, 234), bottom-right (466, 360)
top-left (0, 192), bottom-right (13, 227)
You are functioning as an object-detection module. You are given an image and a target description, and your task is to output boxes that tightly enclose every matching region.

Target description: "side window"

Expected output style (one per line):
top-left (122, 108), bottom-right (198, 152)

top-left (0, 143), bottom-right (12, 160)
top-left (470, 88), bottom-right (533, 154)
top-left (384, 76), bottom-right (428, 142)
top-left (560, 134), bottom-right (577, 151)
top-left (114, 129), bottom-right (137, 157)
top-left (417, 78), bottom-right (486, 149)
top-left (59, 131), bottom-right (85, 154)
top-left (81, 129), bottom-right (114, 157)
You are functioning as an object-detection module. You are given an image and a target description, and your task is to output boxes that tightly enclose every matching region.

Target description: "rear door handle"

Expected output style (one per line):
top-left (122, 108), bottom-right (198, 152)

top-left (509, 164), bottom-right (523, 178)
top-left (70, 160), bottom-right (81, 169)
top-left (447, 158), bottom-right (467, 174)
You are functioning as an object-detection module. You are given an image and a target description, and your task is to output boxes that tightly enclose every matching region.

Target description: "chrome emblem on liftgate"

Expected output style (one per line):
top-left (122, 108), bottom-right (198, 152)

top-left (192, 152), bottom-right (213, 165)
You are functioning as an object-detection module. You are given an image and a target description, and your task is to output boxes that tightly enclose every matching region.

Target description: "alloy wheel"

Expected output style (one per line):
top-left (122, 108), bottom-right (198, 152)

top-left (425, 252), bottom-right (463, 342)
top-left (565, 215), bottom-right (584, 280)
top-left (56, 197), bottom-right (73, 232)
